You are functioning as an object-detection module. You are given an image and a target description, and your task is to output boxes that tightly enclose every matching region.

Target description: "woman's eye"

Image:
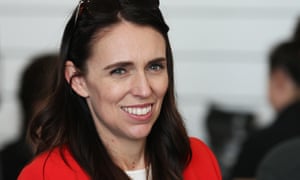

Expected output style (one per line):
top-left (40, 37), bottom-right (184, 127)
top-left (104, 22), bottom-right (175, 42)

top-left (149, 63), bottom-right (164, 71)
top-left (110, 68), bottom-right (126, 75)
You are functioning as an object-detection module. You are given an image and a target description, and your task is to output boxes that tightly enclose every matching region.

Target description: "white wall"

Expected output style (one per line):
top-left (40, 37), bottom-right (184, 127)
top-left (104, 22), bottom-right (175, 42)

top-left (0, 0), bottom-right (300, 148)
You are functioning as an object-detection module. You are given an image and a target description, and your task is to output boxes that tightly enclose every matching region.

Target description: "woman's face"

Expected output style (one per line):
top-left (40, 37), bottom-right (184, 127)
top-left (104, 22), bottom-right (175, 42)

top-left (81, 22), bottom-right (168, 142)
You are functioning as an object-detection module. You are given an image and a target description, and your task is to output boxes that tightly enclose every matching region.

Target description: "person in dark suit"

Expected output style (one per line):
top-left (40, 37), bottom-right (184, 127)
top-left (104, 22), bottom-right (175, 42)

top-left (0, 53), bottom-right (58, 180)
top-left (231, 40), bottom-right (300, 180)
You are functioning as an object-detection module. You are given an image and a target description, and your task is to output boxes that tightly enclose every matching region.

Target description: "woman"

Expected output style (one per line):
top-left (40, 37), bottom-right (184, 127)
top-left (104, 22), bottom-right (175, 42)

top-left (18, 0), bottom-right (221, 179)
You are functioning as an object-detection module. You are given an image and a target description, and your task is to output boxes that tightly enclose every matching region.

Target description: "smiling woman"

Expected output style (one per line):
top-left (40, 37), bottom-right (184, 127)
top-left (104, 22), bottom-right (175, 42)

top-left (66, 22), bottom-right (169, 142)
top-left (17, 0), bottom-right (221, 180)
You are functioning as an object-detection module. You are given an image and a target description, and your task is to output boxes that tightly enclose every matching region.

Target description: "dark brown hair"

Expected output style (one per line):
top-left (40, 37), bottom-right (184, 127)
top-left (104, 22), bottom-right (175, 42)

top-left (269, 41), bottom-right (300, 86)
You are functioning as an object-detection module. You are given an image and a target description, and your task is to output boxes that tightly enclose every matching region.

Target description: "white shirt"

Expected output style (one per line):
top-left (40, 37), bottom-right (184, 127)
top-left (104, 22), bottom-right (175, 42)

top-left (126, 168), bottom-right (151, 180)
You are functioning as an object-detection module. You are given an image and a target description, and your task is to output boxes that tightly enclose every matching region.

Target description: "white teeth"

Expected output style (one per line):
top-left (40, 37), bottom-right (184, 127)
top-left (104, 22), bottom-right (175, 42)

top-left (122, 106), bottom-right (152, 116)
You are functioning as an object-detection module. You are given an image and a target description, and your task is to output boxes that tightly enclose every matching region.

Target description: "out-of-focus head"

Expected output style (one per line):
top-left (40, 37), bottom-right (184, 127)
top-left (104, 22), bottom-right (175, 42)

top-left (268, 41), bottom-right (300, 111)
top-left (19, 53), bottom-right (58, 136)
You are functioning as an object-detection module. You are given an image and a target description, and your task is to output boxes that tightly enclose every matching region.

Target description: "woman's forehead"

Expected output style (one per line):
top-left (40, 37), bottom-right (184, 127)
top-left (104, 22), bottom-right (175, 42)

top-left (88, 21), bottom-right (166, 64)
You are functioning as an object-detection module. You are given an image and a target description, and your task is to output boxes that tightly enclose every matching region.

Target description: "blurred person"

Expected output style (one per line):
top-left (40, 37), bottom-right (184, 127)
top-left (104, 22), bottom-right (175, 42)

top-left (18, 0), bottom-right (222, 179)
top-left (0, 53), bottom-right (58, 180)
top-left (231, 40), bottom-right (300, 180)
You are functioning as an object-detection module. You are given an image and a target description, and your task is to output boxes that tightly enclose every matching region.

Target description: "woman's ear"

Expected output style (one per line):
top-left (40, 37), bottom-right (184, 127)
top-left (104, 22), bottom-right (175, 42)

top-left (65, 61), bottom-right (89, 98)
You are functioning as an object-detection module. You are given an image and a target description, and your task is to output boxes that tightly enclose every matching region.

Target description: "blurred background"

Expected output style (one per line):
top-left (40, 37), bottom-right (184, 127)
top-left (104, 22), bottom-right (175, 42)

top-left (1, 0), bottom-right (300, 179)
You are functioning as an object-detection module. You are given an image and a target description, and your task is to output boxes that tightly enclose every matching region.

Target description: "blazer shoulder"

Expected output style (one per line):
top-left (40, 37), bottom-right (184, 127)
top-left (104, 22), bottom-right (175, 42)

top-left (18, 147), bottom-right (88, 180)
top-left (184, 137), bottom-right (222, 180)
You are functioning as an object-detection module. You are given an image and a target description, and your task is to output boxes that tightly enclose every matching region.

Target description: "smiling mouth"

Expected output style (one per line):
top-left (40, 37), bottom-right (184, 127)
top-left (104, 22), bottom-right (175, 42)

top-left (121, 105), bottom-right (152, 116)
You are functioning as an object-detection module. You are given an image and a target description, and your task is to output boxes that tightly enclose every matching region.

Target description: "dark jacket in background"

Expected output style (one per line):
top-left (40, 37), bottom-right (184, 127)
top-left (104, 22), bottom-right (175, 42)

top-left (0, 139), bottom-right (32, 180)
top-left (231, 101), bottom-right (300, 178)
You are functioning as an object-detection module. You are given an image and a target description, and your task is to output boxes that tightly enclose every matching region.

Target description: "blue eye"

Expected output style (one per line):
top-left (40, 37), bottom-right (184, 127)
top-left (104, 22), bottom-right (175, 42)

top-left (110, 68), bottom-right (126, 75)
top-left (149, 63), bottom-right (164, 71)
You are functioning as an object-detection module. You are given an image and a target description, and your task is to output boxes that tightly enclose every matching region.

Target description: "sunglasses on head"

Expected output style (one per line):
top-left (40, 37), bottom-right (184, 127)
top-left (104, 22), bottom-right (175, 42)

top-left (73, 0), bottom-right (160, 27)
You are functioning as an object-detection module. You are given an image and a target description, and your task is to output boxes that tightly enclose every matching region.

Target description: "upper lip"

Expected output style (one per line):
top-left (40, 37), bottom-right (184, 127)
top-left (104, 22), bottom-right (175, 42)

top-left (121, 103), bottom-right (153, 108)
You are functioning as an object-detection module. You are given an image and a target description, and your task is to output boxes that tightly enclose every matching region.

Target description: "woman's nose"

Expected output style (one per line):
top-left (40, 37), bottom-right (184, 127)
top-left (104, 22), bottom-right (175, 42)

top-left (131, 72), bottom-right (152, 98)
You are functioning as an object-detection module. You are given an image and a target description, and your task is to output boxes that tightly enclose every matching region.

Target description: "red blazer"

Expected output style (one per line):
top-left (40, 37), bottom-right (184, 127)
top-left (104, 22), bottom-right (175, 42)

top-left (18, 137), bottom-right (221, 180)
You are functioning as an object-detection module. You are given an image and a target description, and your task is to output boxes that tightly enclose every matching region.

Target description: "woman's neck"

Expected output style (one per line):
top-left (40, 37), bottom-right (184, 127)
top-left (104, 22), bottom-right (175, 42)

top-left (100, 134), bottom-right (147, 171)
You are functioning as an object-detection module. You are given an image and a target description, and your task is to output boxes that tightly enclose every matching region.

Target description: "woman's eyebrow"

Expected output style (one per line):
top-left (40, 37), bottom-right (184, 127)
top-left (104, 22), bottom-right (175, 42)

top-left (103, 61), bottom-right (133, 70)
top-left (103, 57), bottom-right (166, 70)
top-left (147, 57), bottom-right (167, 64)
